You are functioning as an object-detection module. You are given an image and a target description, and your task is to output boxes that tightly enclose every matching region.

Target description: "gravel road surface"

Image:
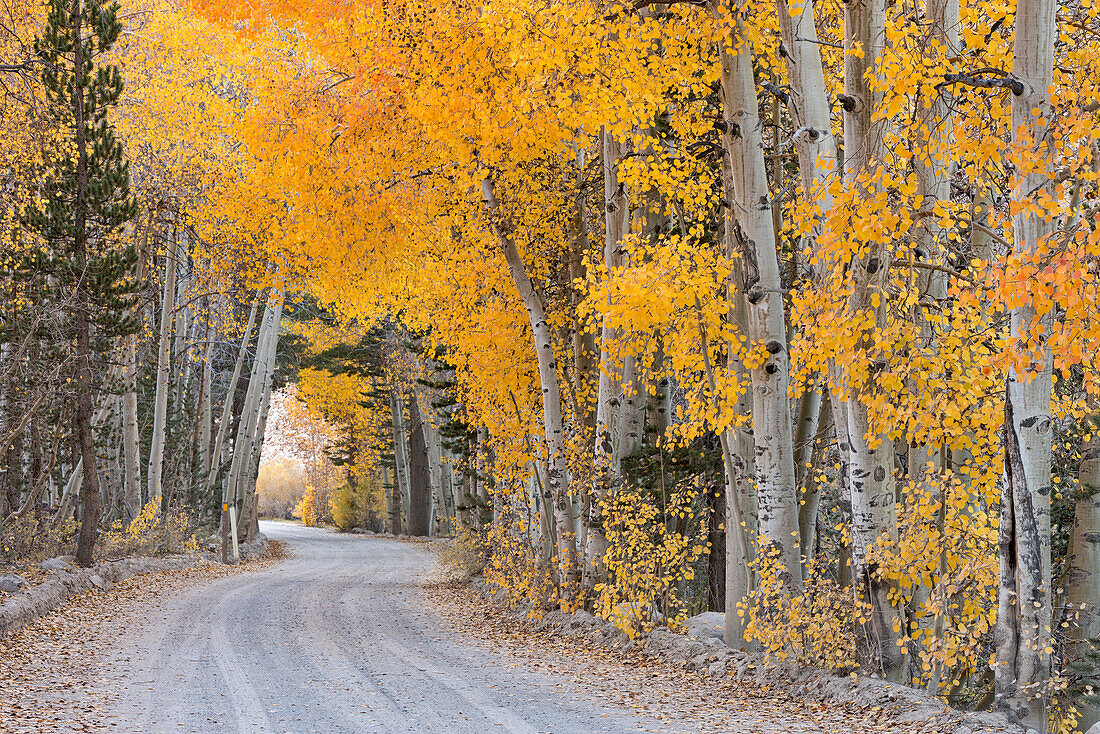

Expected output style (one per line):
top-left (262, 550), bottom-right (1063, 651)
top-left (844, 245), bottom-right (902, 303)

top-left (105, 521), bottom-right (673, 734)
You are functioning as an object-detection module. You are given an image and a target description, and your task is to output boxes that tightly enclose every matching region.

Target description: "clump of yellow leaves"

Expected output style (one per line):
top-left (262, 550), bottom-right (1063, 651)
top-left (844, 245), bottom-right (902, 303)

top-left (742, 545), bottom-right (861, 670)
top-left (482, 502), bottom-right (557, 618)
top-left (594, 485), bottom-right (708, 639)
top-left (873, 471), bottom-right (998, 693)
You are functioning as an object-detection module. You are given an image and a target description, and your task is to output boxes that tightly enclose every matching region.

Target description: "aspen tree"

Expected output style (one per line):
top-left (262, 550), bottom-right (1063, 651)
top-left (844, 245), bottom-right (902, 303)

top-left (121, 335), bottom-right (142, 518)
top-left (840, 0), bottom-right (907, 680)
top-left (585, 129), bottom-right (631, 590)
top-left (198, 310), bottom-right (214, 482)
top-left (994, 0), bottom-right (1057, 724)
top-left (205, 302), bottom-right (259, 495)
top-left (147, 225), bottom-right (178, 505)
top-left (407, 392), bottom-right (431, 536)
top-left (712, 2), bottom-right (801, 593)
top-left (225, 292), bottom-right (282, 544)
top-left (482, 174), bottom-right (579, 583)
top-left (770, 0), bottom-right (839, 577)
top-left (390, 390), bottom-right (412, 532)
top-left (1065, 392), bottom-right (1100, 729)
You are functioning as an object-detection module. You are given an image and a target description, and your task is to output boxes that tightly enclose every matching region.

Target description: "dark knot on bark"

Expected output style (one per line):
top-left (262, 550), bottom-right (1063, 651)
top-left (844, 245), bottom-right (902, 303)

top-left (837, 94), bottom-right (861, 112)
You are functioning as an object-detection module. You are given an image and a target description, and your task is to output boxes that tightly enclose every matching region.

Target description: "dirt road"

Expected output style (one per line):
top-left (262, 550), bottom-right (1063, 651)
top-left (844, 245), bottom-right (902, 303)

top-left (104, 522), bottom-right (678, 733)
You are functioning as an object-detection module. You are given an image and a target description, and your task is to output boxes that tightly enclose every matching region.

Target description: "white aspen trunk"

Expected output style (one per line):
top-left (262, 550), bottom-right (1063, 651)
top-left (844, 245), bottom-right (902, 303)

top-left (147, 226), bottom-right (178, 506)
top-left (390, 391), bottom-right (412, 532)
top-left (174, 304), bottom-right (199, 501)
top-left (170, 246), bottom-right (192, 421)
top-left (715, 10), bottom-right (801, 590)
top-left (443, 450), bottom-right (458, 530)
top-left (235, 294), bottom-right (283, 519)
top-left (416, 382), bottom-right (444, 536)
top-left (205, 302), bottom-right (259, 494)
top-left (53, 460), bottom-right (82, 525)
top-left (198, 318), bottom-right (214, 483)
top-left (481, 175), bottom-right (579, 581)
top-left (406, 392), bottom-right (432, 535)
top-left (994, 0), bottom-right (1056, 725)
top-left (793, 388), bottom-right (823, 485)
top-left (909, 0), bottom-right (957, 480)
top-left (530, 445), bottom-right (557, 565)
top-left (772, 0), bottom-right (852, 589)
top-left (107, 398), bottom-right (123, 520)
top-left (911, 0), bottom-right (958, 695)
top-left (120, 214), bottom-right (153, 518)
top-left (381, 463), bottom-right (393, 533)
top-left (224, 294), bottom-right (279, 537)
top-left (477, 426), bottom-right (491, 510)
top-left (773, 0), bottom-right (838, 201)
top-left (846, 394), bottom-right (905, 676)
top-left (243, 372), bottom-right (274, 540)
top-left (839, 0), bottom-right (907, 681)
top-left (122, 336), bottom-right (142, 519)
top-left (797, 395), bottom-right (831, 566)
top-left (696, 344), bottom-right (754, 648)
top-left (584, 128), bottom-right (633, 590)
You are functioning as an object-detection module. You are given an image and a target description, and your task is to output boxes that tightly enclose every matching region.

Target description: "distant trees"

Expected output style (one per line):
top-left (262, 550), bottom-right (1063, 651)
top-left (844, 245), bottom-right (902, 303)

top-left (255, 456), bottom-right (303, 519)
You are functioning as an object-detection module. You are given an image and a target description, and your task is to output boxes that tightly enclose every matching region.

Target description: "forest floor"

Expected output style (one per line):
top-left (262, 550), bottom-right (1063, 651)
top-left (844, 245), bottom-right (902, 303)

top-left (424, 580), bottom-right (918, 734)
top-left (2, 522), bottom-right (923, 734)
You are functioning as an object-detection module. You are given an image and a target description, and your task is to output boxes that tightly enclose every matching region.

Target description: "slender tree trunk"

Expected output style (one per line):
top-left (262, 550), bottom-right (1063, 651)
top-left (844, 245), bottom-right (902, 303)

top-left (224, 293), bottom-right (280, 545)
top-left (584, 129), bottom-right (633, 591)
top-left (1066, 394), bottom-right (1100, 730)
top-left (422, 396), bottom-right (441, 536)
top-left (568, 150), bottom-right (598, 438)
top-left (836, 0), bottom-right (908, 680)
top-left (714, 6), bottom-right (801, 591)
top-left (206, 302), bottom-right (259, 494)
top-left (147, 225), bottom-right (178, 506)
top-left (477, 425), bottom-right (491, 523)
top-left (481, 174), bottom-right (578, 584)
top-left (198, 313), bottom-right (213, 484)
top-left (994, 0), bottom-right (1056, 726)
top-left (121, 336), bottom-right (142, 518)
top-left (243, 378), bottom-right (273, 541)
top-left (694, 286), bottom-right (754, 645)
top-left (107, 398), bottom-right (123, 520)
top-left (798, 396), bottom-right (832, 568)
top-left (230, 293), bottom-right (282, 541)
top-left (390, 390), bottom-right (412, 533)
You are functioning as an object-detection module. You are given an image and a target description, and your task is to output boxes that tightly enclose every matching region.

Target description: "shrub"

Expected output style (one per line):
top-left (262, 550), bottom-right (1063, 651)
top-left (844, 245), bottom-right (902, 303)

top-left (742, 546), bottom-right (861, 669)
top-left (1, 513), bottom-right (77, 566)
top-left (98, 501), bottom-right (199, 559)
top-left (294, 483), bottom-right (321, 526)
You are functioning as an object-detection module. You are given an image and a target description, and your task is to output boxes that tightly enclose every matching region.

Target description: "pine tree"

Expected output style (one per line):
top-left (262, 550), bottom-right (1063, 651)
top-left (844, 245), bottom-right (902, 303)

top-left (24, 0), bottom-right (139, 567)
